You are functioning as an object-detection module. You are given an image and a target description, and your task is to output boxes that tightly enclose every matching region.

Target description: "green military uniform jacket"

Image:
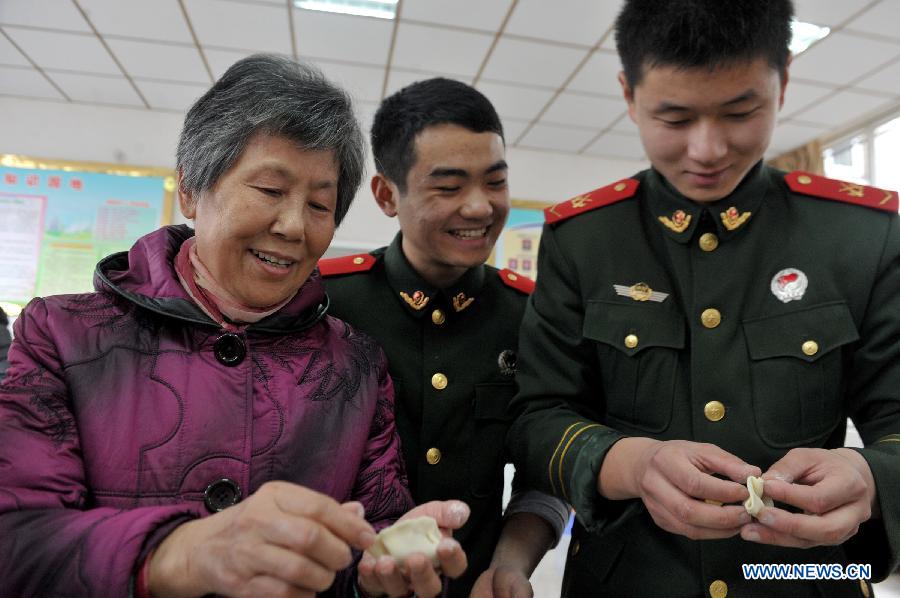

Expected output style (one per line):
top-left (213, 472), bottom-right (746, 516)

top-left (508, 163), bottom-right (900, 597)
top-left (321, 234), bottom-right (555, 597)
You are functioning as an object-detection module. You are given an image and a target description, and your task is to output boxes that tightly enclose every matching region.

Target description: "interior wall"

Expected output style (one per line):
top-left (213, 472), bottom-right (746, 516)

top-left (0, 96), bottom-right (647, 254)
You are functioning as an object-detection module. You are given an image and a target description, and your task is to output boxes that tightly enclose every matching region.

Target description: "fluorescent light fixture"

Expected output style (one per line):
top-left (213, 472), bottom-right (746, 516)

top-left (790, 19), bottom-right (830, 55)
top-left (295, 0), bottom-right (399, 19)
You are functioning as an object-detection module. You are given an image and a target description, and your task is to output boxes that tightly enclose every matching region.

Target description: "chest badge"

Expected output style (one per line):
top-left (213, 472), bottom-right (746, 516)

top-left (498, 349), bottom-right (517, 377)
top-left (770, 268), bottom-right (808, 303)
top-left (614, 282), bottom-right (669, 303)
top-left (400, 290), bottom-right (429, 310)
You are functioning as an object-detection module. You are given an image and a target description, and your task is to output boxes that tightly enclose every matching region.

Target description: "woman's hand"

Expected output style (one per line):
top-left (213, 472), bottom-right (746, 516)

top-left (358, 500), bottom-right (470, 598)
top-left (148, 481), bottom-right (376, 597)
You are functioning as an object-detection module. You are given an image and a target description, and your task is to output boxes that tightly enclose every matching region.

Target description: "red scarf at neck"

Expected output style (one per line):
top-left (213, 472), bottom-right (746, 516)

top-left (174, 237), bottom-right (294, 331)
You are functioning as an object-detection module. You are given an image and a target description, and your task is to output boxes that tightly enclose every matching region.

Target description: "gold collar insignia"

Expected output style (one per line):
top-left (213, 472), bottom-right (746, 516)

top-left (400, 290), bottom-right (429, 310)
top-left (720, 206), bottom-right (751, 231)
top-left (659, 209), bottom-right (691, 233)
top-left (452, 292), bottom-right (474, 313)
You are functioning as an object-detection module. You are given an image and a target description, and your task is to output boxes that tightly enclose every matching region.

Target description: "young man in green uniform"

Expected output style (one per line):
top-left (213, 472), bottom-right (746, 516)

top-left (320, 78), bottom-right (569, 598)
top-left (508, 1), bottom-right (900, 596)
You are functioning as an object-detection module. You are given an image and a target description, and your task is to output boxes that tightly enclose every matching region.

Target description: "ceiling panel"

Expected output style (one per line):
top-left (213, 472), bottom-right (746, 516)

top-left (314, 60), bottom-right (385, 103)
top-left (476, 80), bottom-right (554, 122)
top-left (107, 38), bottom-right (210, 83)
top-left (0, 0), bottom-right (91, 33)
top-left (541, 92), bottom-right (623, 129)
top-left (134, 79), bottom-right (208, 111)
top-left (47, 71), bottom-right (144, 106)
top-left (294, 10), bottom-right (392, 66)
top-left (4, 28), bottom-right (120, 74)
top-left (792, 0), bottom-right (872, 27)
top-left (502, 118), bottom-right (530, 144)
top-left (780, 80), bottom-right (837, 119)
top-left (790, 31), bottom-right (900, 87)
top-left (504, 0), bottom-right (623, 47)
top-left (186, 0), bottom-right (291, 53)
top-left (480, 37), bottom-right (585, 88)
top-left (844, 1), bottom-right (900, 42)
top-left (854, 58), bottom-right (900, 97)
top-left (78, 0), bottom-right (193, 44)
top-left (354, 100), bottom-right (379, 137)
top-left (392, 23), bottom-right (493, 77)
top-left (0, 32), bottom-right (30, 67)
top-left (204, 48), bottom-right (255, 79)
top-left (400, 0), bottom-right (512, 33)
top-left (790, 90), bottom-right (895, 127)
top-left (609, 113), bottom-right (637, 134)
top-left (518, 123), bottom-right (598, 153)
top-left (768, 121), bottom-right (829, 155)
top-left (584, 131), bottom-right (645, 160)
top-left (0, 64), bottom-right (64, 99)
top-left (566, 50), bottom-right (622, 97)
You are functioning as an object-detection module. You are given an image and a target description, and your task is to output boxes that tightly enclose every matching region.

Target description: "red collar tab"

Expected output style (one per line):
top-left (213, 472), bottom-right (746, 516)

top-left (544, 178), bottom-right (639, 224)
top-left (318, 253), bottom-right (376, 277)
top-left (499, 269), bottom-right (535, 295)
top-left (785, 171), bottom-right (899, 213)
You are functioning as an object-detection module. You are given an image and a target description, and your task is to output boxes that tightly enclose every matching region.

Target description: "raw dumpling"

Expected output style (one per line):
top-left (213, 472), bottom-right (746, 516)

top-left (744, 476), bottom-right (774, 517)
top-left (368, 516), bottom-right (442, 564)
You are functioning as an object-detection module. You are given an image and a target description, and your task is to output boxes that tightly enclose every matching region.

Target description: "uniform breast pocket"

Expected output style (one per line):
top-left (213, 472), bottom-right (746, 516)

top-left (468, 382), bottom-right (515, 498)
top-left (583, 301), bottom-right (685, 433)
top-left (743, 301), bottom-right (859, 447)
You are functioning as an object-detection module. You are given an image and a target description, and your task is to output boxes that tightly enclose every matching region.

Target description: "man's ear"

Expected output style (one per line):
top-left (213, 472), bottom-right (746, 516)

top-left (177, 170), bottom-right (197, 220)
top-left (778, 55), bottom-right (792, 110)
top-left (619, 71), bottom-right (638, 123)
top-left (371, 173), bottom-right (400, 218)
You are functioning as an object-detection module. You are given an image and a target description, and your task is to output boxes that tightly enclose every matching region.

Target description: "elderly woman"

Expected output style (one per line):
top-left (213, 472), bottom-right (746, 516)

top-left (0, 54), bottom-right (467, 597)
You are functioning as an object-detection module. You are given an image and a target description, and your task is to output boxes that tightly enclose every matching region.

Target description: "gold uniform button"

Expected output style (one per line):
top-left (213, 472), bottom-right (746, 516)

top-left (431, 309), bottom-right (446, 325)
top-left (426, 448), bottom-right (442, 465)
top-left (709, 579), bottom-right (728, 598)
top-left (571, 540), bottom-right (580, 556)
top-left (701, 308), bottom-right (722, 329)
top-left (624, 334), bottom-right (639, 349)
top-left (431, 373), bottom-right (448, 390)
top-left (614, 182), bottom-right (627, 192)
top-left (860, 579), bottom-right (870, 598)
top-left (699, 232), bottom-right (719, 252)
top-left (352, 256), bottom-right (365, 265)
top-left (507, 273), bottom-right (518, 282)
top-left (797, 174), bottom-right (813, 185)
top-left (704, 400), bottom-right (726, 422)
top-left (802, 340), bottom-right (819, 356)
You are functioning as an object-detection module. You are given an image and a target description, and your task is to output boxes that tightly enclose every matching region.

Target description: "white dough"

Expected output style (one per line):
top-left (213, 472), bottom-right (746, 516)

top-left (744, 475), bottom-right (774, 517)
top-left (368, 516), bottom-right (442, 564)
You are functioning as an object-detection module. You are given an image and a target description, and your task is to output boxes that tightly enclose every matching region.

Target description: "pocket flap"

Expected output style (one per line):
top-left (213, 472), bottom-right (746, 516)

top-left (743, 301), bottom-right (859, 362)
top-left (583, 300), bottom-right (685, 356)
top-left (473, 382), bottom-right (516, 420)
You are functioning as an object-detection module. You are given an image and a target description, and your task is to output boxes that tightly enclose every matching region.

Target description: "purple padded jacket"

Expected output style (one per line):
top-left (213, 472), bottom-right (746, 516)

top-left (0, 225), bottom-right (413, 596)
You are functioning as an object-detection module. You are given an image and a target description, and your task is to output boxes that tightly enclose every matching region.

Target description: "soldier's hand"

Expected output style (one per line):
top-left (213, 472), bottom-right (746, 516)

top-left (358, 500), bottom-right (469, 597)
top-left (600, 438), bottom-right (758, 540)
top-left (470, 565), bottom-right (533, 598)
top-left (740, 447), bottom-right (876, 548)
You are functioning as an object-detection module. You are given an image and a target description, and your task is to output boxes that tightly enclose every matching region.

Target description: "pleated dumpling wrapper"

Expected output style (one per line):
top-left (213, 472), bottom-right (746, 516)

top-left (744, 475), bottom-right (774, 517)
top-left (368, 516), bottom-right (441, 565)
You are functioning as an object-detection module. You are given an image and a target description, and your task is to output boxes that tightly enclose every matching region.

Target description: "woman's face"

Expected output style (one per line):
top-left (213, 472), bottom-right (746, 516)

top-left (179, 133), bottom-right (338, 308)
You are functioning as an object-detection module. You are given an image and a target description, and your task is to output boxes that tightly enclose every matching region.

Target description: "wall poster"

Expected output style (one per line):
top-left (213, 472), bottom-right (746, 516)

top-left (0, 154), bottom-right (175, 316)
top-left (492, 199), bottom-right (550, 280)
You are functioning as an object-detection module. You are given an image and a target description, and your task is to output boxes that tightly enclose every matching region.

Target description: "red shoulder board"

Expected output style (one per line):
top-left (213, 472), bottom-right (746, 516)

top-left (318, 253), bottom-right (375, 277)
top-left (499, 269), bottom-right (535, 295)
top-left (544, 178), bottom-right (639, 224)
top-left (785, 171), bottom-right (898, 213)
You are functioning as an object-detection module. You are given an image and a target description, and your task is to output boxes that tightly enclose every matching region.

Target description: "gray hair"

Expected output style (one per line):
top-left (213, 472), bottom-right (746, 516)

top-left (176, 53), bottom-right (364, 225)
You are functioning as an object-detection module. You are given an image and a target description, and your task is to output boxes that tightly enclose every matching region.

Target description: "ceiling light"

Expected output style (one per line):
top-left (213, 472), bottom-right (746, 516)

top-left (790, 19), bottom-right (830, 56)
top-left (295, 0), bottom-right (399, 19)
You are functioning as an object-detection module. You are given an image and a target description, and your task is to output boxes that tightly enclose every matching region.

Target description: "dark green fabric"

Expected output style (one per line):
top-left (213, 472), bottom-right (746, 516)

top-left (509, 164), bottom-right (900, 597)
top-left (323, 234), bottom-right (529, 598)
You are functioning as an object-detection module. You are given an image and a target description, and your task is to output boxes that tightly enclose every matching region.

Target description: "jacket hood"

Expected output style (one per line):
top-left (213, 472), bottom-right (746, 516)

top-left (94, 225), bottom-right (328, 333)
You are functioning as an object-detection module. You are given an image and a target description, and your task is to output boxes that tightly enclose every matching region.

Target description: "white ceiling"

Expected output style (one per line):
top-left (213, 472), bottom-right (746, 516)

top-left (2, 0), bottom-right (900, 162)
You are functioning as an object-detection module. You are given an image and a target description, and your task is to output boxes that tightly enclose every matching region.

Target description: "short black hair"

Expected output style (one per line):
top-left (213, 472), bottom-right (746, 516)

top-left (615, 0), bottom-right (794, 88)
top-left (371, 78), bottom-right (503, 194)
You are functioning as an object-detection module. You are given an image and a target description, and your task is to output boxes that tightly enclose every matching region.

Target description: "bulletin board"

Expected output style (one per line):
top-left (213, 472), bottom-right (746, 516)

top-left (0, 154), bottom-right (175, 315)
top-left (492, 199), bottom-right (550, 280)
